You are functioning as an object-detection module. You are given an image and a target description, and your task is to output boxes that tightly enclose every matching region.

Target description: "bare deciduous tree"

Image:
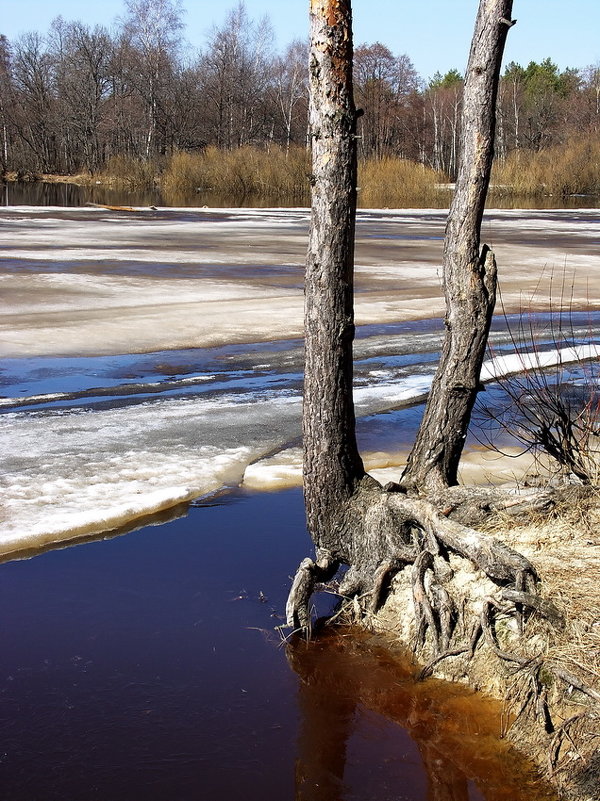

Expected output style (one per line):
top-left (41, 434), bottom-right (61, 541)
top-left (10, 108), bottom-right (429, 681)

top-left (121, 0), bottom-right (185, 158)
top-left (272, 39), bottom-right (308, 152)
top-left (401, 2), bottom-right (514, 492)
top-left (0, 1), bottom-right (597, 178)
top-left (11, 32), bottom-right (57, 171)
top-left (50, 19), bottom-right (112, 172)
top-left (286, 0), bottom-right (537, 645)
top-left (0, 35), bottom-right (12, 171)
top-left (199, 2), bottom-right (274, 150)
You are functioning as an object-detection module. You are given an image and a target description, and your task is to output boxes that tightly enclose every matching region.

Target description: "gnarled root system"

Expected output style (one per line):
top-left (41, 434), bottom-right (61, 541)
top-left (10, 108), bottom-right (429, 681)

top-left (286, 480), bottom-right (541, 644)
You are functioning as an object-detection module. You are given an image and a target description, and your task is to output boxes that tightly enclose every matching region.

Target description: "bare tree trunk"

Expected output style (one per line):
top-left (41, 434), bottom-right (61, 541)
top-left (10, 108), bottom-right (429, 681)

top-left (286, 0), bottom-right (539, 644)
top-left (302, 0), bottom-right (365, 547)
top-left (401, 0), bottom-right (515, 493)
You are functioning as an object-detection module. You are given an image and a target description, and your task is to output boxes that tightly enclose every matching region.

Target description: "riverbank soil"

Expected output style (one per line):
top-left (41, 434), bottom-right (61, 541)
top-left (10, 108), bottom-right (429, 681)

top-left (371, 485), bottom-right (600, 801)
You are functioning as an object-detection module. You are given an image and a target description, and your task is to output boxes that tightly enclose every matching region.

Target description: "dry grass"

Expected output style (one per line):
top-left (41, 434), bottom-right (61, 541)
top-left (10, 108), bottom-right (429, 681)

top-left (88, 147), bottom-right (451, 208)
top-left (492, 138), bottom-right (600, 198)
top-left (161, 149), bottom-right (448, 207)
top-left (161, 146), bottom-right (311, 203)
top-left (478, 489), bottom-right (600, 800)
top-left (358, 157), bottom-right (448, 208)
top-left (369, 484), bottom-right (600, 801)
top-left (99, 155), bottom-right (158, 190)
top-left (497, 490), bottom-right (600, 683)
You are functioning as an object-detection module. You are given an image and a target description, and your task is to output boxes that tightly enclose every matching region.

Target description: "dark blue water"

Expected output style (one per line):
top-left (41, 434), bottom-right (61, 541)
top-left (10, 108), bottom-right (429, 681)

top-left (0, 488), bottom-right (556, 801)
top-left (0, 489), bottom-right (308, 800)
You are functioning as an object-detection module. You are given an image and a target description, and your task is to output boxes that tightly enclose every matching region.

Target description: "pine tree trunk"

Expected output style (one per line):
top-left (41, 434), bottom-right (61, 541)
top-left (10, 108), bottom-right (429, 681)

top-left (302, 0), bottom-right (365, 548)
top-left (401, 0), bottom-right (514, 493)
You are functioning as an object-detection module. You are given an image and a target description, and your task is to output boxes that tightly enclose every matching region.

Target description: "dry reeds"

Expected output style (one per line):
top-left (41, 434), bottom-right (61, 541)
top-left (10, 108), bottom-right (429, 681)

top-left (100, 155), bottom-right (157, 190)
top-left (161, 148), bottom-right (449, 208)
top-left (492, 138), bottom-right (600, 198)
top-left (97, 146), bottom-right (450, 208)
top-left (161, 145), bottom-right (311, 204)
top-left (358, 157), bottom-right (449, 208)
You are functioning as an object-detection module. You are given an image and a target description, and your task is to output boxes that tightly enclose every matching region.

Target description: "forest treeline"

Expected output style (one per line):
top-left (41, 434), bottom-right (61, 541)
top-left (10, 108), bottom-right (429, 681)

top-left (1, 0), bottom-right (600, 198)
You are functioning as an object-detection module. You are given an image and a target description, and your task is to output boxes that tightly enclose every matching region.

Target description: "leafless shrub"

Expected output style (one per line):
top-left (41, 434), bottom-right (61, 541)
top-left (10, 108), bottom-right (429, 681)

top-left (475, 274), bottom-right (600, 485)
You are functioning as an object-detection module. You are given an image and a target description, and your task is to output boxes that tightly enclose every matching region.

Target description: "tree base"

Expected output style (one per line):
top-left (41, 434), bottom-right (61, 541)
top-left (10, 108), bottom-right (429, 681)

top-left (287, 479), bottom-right (600, 798)
top-left (286, 478), bottom-right (554, 651)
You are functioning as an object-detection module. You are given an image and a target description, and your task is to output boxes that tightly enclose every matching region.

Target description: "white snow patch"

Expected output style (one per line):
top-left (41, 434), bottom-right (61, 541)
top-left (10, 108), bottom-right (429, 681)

top-left (480, 344), bottom-right (600, 382)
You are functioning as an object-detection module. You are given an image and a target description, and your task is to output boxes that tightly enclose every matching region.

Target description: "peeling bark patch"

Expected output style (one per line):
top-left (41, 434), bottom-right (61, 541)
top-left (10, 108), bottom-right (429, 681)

top-left (311, 0), bottom-right (350, 29)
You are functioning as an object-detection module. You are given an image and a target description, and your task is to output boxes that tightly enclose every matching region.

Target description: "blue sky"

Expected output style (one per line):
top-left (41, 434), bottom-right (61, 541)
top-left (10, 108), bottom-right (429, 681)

top-left (1, 0), bottom-right (598, 82)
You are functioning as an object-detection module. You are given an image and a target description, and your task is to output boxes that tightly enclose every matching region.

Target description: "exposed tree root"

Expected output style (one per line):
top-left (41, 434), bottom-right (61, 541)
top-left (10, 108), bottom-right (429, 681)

top-left (286, 479), bottom-right (543, 643)
top-left (479, 598), bottom-right (531, 666)
top-left (553, 667), bottom-right (600, 705)
top-left (285, 549), bottom-right (338, 632)
top-left (547, 711), bottom-right (596, 776)
top-left (418, 647), bottom-right (470, 681)
top-left (287, 478), bottom-right (600, 798)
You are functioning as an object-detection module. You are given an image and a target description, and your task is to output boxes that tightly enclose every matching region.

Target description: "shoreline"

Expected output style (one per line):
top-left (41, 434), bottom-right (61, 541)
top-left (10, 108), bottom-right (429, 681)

top-left (2, 205), bottom-right (599, 799)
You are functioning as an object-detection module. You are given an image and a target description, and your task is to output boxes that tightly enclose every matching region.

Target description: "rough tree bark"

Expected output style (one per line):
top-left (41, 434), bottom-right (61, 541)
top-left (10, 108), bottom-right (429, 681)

top-left (401, 0), bottom-right (515, 493)
top-left (287, 0), bottom-right (367, 629)
top-left (286, 1), bottom-right (540, 643)
top-left (302, 0), bottom-right (365, 546)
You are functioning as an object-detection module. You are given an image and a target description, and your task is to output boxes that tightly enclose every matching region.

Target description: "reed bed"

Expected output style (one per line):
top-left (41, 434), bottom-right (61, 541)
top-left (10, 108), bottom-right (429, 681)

top-left (160, 148), bottom-right (449, 207)
top-left (161, 146), bottom-right (311, 203)
top-left (493, 138), bottom-right (600, 198)
top-left (99, 155), bottom-right (158, 191)
top-left (96, 147), bottom-right (449, 208)
top-left (358, 157), bottom-right (449, 208)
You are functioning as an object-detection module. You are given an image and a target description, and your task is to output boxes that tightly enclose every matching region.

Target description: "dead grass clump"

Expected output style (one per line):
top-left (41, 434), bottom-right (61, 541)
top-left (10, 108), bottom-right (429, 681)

top-left (358, 157), bottom-right (449, 208)
top-left (100, 155), bottom-right (157, 190)
top-left (161, 146), bottom-right (310, 202)
top-left (492, 138), bottom-right (600, 198)
top-left (481, 489), bottom-right (600, 799)
top-left (369, 483), bottom-right (600, 800)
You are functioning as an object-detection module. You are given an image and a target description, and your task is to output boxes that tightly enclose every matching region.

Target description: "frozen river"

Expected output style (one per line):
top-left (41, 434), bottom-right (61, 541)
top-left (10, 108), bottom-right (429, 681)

top-left (2, 206), bottom-right (600, 555)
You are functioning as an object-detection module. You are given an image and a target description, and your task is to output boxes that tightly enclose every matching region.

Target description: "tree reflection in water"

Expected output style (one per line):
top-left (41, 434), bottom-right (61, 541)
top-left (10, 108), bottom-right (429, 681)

top-left (287, 627), bottom-right (557, 801)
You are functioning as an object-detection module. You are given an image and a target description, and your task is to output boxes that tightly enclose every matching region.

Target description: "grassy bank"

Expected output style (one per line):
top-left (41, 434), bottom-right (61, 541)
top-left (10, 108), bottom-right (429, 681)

top-left (493, 138), bottom-right (600, 199)
top-left (94, 146), bottom-right (449, 207)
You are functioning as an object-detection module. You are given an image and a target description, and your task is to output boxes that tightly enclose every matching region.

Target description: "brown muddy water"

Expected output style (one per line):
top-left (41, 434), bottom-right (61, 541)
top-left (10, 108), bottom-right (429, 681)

top-left (0, 487), bottom-right (557, 801)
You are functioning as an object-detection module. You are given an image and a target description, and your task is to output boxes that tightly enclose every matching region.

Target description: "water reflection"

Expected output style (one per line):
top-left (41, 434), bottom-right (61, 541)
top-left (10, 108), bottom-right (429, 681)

top-left (288, 627), bottom-right (558, 801)
top-left (2, 179), bottom-right (598, 209)
top-left (0, 179), bottom-right (163, 208)
top-left (0, 488), bottom-right (560, 800)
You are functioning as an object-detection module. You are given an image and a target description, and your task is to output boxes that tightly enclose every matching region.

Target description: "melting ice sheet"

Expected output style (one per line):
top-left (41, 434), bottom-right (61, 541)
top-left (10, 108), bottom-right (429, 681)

top-left (1, 394), bottom-right (288, 549)
top-left (2, 206), bottom-right (600, 555)
top-left (0, 337), bottom-right (436, 551)
top-left (3, 335), bottom-right (600, 555)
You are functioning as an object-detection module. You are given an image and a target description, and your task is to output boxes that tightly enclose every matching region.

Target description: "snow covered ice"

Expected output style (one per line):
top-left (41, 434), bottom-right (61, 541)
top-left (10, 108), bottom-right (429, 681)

top-left (2, 206), bottom-right (600, 555)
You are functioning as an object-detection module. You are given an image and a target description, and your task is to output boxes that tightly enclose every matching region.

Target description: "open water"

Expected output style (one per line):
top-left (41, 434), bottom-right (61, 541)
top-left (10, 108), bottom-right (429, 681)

top-left (2, 202), bottom-right (593, 799)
